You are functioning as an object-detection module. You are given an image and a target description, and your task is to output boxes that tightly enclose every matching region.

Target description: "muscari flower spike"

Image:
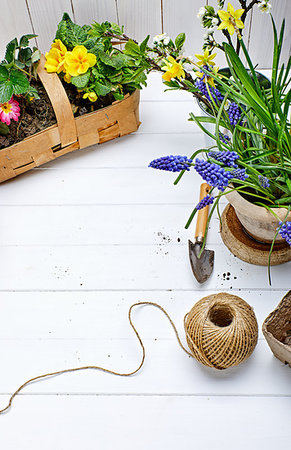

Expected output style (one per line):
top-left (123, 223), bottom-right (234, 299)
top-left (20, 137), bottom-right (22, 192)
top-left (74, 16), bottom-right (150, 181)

top-left (196, 194), bottom-right (214, 210)
top-left (149, 155), bottom-right (193, 172)
top-left (228, 101), bottom-right (242, 126)
top-left (195, 73), bottom-right (224, 104)
top-left (258, 175), bottom-right (270, 189)
top-left (208, 150), bottom-right (239, 168)
top-left (194, 159), bottom-right (234, 191)
top-left (278, 221), bottom-right (291, 246)
top-left (231, 168), bottom-right (248, 181)
top-left (219, 132), bottom-right (231, 144)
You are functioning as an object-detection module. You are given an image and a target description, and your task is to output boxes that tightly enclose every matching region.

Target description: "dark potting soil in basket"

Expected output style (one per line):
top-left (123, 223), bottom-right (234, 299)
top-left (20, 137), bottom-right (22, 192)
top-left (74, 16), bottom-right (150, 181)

top-left (0, 78), bottom-right (130, 150)
top-left (0, 80), bottom-right (57, 150)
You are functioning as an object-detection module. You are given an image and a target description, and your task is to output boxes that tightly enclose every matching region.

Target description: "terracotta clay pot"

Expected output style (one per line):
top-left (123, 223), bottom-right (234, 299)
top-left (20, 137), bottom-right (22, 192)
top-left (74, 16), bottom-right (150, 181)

top-left (225, 188), bottom-right (291, 244)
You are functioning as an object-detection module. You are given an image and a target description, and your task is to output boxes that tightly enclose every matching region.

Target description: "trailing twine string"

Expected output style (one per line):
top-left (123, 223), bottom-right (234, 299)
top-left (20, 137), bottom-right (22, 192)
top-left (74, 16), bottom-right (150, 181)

top-left (0, 302), bottom-right (192, 415)
top-left (0, 294), bottom-right (258, 414)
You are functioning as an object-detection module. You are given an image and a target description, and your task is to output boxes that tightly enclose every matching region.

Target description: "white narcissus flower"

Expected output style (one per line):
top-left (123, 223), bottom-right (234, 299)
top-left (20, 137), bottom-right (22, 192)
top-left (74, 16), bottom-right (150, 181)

top-left (212, 17), bottom-right (219, 26)
top-left (257, 1), bottom-right (272, 13)
top-left (197, 7), bottom-right (206, 19)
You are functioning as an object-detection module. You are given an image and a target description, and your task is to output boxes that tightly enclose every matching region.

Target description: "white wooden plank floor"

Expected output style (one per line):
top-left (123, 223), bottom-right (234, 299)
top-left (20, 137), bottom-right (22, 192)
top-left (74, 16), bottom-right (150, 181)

top-left (0, 73), bottom-right (290, 448)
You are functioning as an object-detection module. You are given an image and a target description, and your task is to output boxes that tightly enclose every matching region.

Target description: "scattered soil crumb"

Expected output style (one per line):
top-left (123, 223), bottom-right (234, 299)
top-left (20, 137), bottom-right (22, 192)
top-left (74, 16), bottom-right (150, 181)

top-left (156, 231), bottom-right (171, 243)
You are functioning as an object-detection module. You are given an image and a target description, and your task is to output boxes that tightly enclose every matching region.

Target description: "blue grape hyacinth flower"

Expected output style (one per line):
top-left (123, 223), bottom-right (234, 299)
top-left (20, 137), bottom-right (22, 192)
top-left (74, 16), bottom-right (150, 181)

top-left (195, 78), bottom-right (224, 104)
top-left (219, 132), bottom-right (231, 144)
top-left (195, 194), bottom-right (214, 210)
top-left (258, 175), bottom-right (270, 189)
top-left (208, 150), bottom-right (239, 168)
top-left (278, 221), bottom-right (291, 246)
top-left (231, 168), bottom-right (248, 181)
top-left (194, 159), bottom-right (233, 191)
top-left (149, 155), bottom-right (193, 172)
top-left (228, 102), bottom-right (242, 126)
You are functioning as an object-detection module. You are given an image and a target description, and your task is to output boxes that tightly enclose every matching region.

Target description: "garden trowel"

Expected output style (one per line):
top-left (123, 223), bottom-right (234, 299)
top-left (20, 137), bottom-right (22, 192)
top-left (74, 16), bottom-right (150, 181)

top-left (188, 183), bottom-right (214, 283)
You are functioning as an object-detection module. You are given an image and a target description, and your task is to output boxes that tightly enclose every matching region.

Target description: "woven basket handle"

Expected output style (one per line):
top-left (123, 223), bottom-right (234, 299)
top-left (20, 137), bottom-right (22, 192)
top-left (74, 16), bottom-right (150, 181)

top-left (37, 54), bottom-right (77, 147)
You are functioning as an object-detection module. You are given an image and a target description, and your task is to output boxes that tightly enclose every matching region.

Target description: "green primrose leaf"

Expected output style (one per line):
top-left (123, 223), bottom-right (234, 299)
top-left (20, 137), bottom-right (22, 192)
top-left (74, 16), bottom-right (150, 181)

top-left (10, 69), bottom-right (29, 94)
top-left (71, 72), bottom-right (91, 89)
top-left (94, 81), bottom-right (111, 96)
top-left (113, 92), bottom-right (124, 101)
top-left (55, 13), bottom-right (91, 48)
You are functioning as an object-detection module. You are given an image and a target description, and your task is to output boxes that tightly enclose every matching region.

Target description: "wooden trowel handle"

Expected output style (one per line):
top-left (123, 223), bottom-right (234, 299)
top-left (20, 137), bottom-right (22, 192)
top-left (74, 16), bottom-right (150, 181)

top-left (195, 183), bottom-right (211, 240)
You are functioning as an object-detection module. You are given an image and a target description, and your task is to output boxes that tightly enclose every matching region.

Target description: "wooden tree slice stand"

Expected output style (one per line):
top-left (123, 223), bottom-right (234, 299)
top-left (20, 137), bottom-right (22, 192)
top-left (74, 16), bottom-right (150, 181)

top-left (0, 55), bottom-right (140, 183)
top-left (220, 204), bottom-right (291, 266)
top-left (262, 290), bottom-right (291, 367)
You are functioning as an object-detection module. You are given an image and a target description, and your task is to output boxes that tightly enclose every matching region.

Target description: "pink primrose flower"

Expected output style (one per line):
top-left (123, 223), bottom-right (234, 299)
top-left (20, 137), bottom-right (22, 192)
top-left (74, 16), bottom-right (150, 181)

top-left (0, 97), bottom-right (21, 126)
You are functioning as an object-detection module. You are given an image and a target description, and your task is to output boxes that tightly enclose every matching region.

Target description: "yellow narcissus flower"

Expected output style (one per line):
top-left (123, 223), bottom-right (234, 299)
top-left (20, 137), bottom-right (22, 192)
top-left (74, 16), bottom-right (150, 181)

top-left (195, 49), bottom-right (216, 67)
top-left (64, 45), bottom-right (96, 77)
top-left (83, 92), bottom-right (98, 102)
top-left (161, 56), bottom-right (185, 82)
top-left (195, 66), bottom-right (220, 88)
top-left (217, 2), bottom-right (244, 36)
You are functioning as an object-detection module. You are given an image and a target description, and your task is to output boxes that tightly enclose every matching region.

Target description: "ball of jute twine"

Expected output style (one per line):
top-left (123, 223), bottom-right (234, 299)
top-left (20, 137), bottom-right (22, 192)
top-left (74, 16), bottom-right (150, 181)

top-left (0, 294), bottom-right (258, 414)
top-left (184, 293), bottom-right (258, 370)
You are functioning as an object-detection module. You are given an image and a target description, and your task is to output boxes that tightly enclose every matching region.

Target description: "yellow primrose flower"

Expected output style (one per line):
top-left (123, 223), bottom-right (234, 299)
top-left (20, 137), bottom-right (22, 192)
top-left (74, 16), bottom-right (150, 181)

top-left (45, 48), bottom-right (66, 73)
top-left (51, 39), bottom-right (67, 57)
top-left (195, 49), bottom-right (216, 67)
top-left (217, 2), bottom-right (244, 36)
top-left (64, 45), bottom-right (96, 77)
top-left (83, 92), bottom-right (98, 102)
top-left (63, 72), bottom-right (72, 83)
top-left (161, 56), bottom-right (185, 82)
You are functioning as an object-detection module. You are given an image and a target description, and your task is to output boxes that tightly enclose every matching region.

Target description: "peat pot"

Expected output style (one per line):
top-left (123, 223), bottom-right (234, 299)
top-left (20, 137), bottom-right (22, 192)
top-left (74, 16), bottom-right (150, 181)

top-left (225, 188), bottom-right (291, 244)
top-left (0, 55), bottom-right (140, 184)
top-left (262, 290), bottom-right (291, 367)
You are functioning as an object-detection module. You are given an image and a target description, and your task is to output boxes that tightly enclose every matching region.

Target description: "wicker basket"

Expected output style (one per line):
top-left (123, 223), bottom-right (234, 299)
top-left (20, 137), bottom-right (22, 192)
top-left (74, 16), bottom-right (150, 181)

top-left (0, 55), bottom-right (140, 183)
top-left (262, 290), bottom-right (291, 367)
